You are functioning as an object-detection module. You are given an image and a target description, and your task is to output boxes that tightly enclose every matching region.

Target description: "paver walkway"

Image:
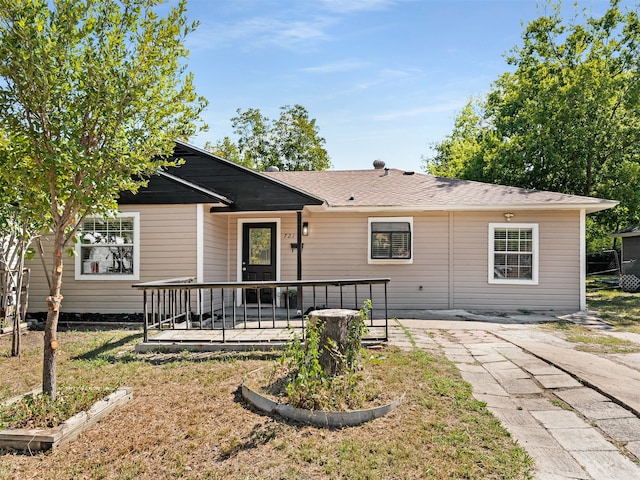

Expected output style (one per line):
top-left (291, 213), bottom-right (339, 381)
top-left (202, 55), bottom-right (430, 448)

top-left (389, 320), bottom-right (640, 480)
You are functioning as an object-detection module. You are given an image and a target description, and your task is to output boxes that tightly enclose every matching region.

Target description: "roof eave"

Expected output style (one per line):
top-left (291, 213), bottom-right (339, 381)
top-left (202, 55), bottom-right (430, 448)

top-left (159, 171), bottom-right (233, 206)
top-left (305, 201), bottom-right (619, 214)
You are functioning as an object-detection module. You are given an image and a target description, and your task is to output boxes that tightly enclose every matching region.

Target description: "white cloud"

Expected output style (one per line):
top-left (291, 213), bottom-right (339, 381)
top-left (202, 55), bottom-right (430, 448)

top-left (319, 0), bottom-right (401, 14)
top-left (187, 0), bottom-right (410, 52)
top-left (189, 15), bottom-right (335, 52)
top-left (302, 60), bottom-right (370, 73)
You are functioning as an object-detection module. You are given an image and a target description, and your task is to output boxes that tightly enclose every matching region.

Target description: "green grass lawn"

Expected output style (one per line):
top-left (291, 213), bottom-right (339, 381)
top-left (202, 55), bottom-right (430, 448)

top-left (587, 277), bottom-right (640, 333)
top-left (542, 277), bottom-right (640, 353)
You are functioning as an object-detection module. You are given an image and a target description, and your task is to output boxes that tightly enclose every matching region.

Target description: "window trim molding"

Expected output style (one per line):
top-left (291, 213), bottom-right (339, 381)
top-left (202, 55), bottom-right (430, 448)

top-left (75, 212), bottom-right (140, 281)
top-left (488, 222), bottom-right (538, 285)
top-left (368, 217), bottom-right (414, 265)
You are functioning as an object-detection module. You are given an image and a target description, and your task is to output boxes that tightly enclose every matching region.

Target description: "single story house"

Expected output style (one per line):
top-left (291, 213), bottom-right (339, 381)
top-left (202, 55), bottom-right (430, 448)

top-left (27, 141), bottom-right (618, 316)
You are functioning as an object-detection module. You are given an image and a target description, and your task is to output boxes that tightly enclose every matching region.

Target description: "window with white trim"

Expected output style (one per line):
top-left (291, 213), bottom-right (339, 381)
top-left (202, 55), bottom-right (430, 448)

top-left (368, 217), bottom-right (413, 264)
top-left (75, 213), bottom-right (140, 280)
top-left (489, 223), bottom-right (538, 284)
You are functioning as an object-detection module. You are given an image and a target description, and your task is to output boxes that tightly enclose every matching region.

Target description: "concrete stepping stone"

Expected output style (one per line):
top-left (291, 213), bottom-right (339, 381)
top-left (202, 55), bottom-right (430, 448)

top-left (554, 387), bottom-right (609, 405)
top-left (489, 407), bottom-right (540, 427)
top-left (531, 410), bottom-right (591, 429)
top-left (595, 417), bottom-right (640, 442)
top-left (549, 427), bottom-right (618, 451)
top-left (571, 450), bottom-right (640, 479)
top-left (535, 374), bottom-right (581, 389)
top-left (576, 401), bottom-right (636, 420)
top-left (501, 378), bottom-right (543, 395)
top-left (526, 446), bottom-right (590, 479)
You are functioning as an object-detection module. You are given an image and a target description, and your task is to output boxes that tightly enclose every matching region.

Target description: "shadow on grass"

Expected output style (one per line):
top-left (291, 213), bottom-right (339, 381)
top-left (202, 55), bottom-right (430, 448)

top-left (72, 333), bottom-right (144, 361)
top-left (138, 350), bottom-right (281, 365)
top-left (72, 330), bottom-right (283, 365)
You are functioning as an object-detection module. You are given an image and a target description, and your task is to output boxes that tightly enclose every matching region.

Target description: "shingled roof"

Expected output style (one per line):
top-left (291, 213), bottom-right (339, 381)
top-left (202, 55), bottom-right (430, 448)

top-left (264, 168), bottom-right (617, 213)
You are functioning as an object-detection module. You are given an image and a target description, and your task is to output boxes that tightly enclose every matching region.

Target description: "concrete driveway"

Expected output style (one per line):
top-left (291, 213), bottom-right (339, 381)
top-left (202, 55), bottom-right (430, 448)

top-left (390, 312), bottom-right (640, 480)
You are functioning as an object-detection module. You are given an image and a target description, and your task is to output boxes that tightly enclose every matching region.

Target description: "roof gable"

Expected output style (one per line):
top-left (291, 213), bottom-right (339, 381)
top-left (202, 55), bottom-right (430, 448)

top-left (118, 141), bottom-right (324, 211)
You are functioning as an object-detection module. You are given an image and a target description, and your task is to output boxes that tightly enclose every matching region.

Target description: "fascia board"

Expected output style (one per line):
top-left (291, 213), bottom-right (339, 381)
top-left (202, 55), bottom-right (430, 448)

top-left (304, 201), bottom-right (618, 214)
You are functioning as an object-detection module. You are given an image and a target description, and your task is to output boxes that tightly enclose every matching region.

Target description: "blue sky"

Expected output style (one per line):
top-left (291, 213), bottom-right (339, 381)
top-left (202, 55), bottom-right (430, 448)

top-left (182, 0), bottom-right (631, 172)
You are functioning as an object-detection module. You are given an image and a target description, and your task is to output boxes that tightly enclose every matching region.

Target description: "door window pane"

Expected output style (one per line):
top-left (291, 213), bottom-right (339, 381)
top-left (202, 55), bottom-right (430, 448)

top-left (249, 228), bottom-right (271, 265)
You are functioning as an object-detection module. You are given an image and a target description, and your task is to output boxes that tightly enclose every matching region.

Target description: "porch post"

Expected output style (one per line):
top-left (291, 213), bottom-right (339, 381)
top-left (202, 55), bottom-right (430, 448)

top-left (296, 211), bottom-right (303, 280)
top-left (297, 211), bottom-right (303, 311)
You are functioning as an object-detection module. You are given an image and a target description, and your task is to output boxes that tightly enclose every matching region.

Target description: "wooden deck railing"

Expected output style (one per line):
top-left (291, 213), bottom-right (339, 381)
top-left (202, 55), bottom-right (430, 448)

top-left (132, 278), bottom-right (390, 344)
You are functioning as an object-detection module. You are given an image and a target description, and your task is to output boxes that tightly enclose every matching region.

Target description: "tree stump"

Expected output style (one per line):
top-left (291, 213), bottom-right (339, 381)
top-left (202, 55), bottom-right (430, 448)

top-left (308, 308), bottom-right (361, 376)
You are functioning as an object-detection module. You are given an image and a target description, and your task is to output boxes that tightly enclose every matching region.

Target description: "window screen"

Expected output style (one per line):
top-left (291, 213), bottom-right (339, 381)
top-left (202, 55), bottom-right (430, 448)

top-left (371, 222), bottom-right (411, 259)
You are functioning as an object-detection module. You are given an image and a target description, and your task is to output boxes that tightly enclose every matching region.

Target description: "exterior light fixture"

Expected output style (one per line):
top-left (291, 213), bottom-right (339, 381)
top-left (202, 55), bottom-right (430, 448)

top-left (302, 222), bottom-right (309, 236)
top-left (504, 212), bottom-right (514, 222)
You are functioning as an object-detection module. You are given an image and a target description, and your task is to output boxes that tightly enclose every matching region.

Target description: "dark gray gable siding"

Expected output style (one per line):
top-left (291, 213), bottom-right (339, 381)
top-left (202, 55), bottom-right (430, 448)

top-left (118, 172), bottom-right (231, 205)
top-left (118, 141), bottom-right (324, 211)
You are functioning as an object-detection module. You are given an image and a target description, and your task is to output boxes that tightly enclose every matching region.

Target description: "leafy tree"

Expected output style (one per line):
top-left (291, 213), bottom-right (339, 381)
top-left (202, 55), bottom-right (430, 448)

top-left (0, 133), bottom-right (54, 358)
top-left (209, 104), bottom-right (331, 171)
top-left (425, 0), bottom-right (640, 250)
top-left (269, 104), bottom-right (331, 172)
top-left (0, 0), bottom-right (207, 398)
top-left (204, 137), bottom-right (243, 166)
top-left (231, 107), bottom-right (273, 170)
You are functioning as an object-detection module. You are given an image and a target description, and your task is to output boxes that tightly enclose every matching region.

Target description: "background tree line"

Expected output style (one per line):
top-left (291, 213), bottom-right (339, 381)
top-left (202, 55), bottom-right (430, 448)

top-left (205, 104), bottom-right (331, 172)
top-left (424, 0), bottom-right (640, 251)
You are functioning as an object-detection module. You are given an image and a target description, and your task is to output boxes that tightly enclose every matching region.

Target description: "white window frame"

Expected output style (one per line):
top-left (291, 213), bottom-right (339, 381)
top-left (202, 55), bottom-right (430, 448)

top-left (75, 212), bottom-right (140, 281)
top-left (488, 223), bottom-right (538, 285)
top-left (368, 217), bottom-right (413, 265)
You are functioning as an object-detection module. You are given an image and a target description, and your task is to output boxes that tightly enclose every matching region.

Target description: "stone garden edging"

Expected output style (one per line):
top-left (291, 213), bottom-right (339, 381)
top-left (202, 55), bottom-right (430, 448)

top-left (241, 381), bottom-right (404, 428)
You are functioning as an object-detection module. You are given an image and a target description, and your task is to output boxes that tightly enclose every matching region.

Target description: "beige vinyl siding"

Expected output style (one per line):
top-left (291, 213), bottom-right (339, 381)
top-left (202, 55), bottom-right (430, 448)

top-left (268, 209), bottom-right (580, 312)
top-left (451, 210), bottom-right (581, 311)
top-left (25, 205), bottom-right (584, 316)
top-left (203, 210), bottom-right (229, 282)
top-left (27, 205), bottom-right (199, 314)
top-left (281, 211), bottom-right (450, 310)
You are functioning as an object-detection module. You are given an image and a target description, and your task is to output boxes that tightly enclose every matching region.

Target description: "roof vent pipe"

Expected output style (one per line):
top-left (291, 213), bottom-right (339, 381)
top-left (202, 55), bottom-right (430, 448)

top-left (383, 167), bottom-right (389, 176)
top-left (373, 159), bottom-right (385, 170)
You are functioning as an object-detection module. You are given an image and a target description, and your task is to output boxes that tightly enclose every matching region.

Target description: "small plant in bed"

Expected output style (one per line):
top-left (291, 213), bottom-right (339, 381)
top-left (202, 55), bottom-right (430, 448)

top-left (0, 383), bottom-right (116, 429)
top-left (256, 300), bottom-right (389, 411)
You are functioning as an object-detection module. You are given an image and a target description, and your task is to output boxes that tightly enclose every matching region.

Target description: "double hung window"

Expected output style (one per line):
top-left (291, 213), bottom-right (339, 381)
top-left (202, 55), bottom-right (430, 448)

top-left (489, 223), bottom-right (538, 284)
top-left (75, 213), bottom-right (140, 280)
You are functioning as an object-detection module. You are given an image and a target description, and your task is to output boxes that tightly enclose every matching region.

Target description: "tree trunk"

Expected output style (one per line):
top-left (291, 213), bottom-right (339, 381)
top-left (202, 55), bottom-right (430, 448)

top-left (43, 240), bottom-right (64, 400)
top-left (11, 308), bottom-right (20, 357)
top-left (11, 246), bottom-right (27, 358)
top-left (309, 309), bottom-right (361, 376)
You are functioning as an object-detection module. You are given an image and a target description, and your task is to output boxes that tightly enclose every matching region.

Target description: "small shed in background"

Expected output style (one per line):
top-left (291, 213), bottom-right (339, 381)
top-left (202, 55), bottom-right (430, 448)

top-left (612, 225), bottom-right (640, 292)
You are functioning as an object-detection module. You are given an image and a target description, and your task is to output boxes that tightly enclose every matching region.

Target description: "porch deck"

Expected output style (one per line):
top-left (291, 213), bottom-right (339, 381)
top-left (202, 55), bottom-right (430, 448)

top-left (136, 323), bottom-right (388, 352)
top-left (133, 277), bottom-right (390, 352)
